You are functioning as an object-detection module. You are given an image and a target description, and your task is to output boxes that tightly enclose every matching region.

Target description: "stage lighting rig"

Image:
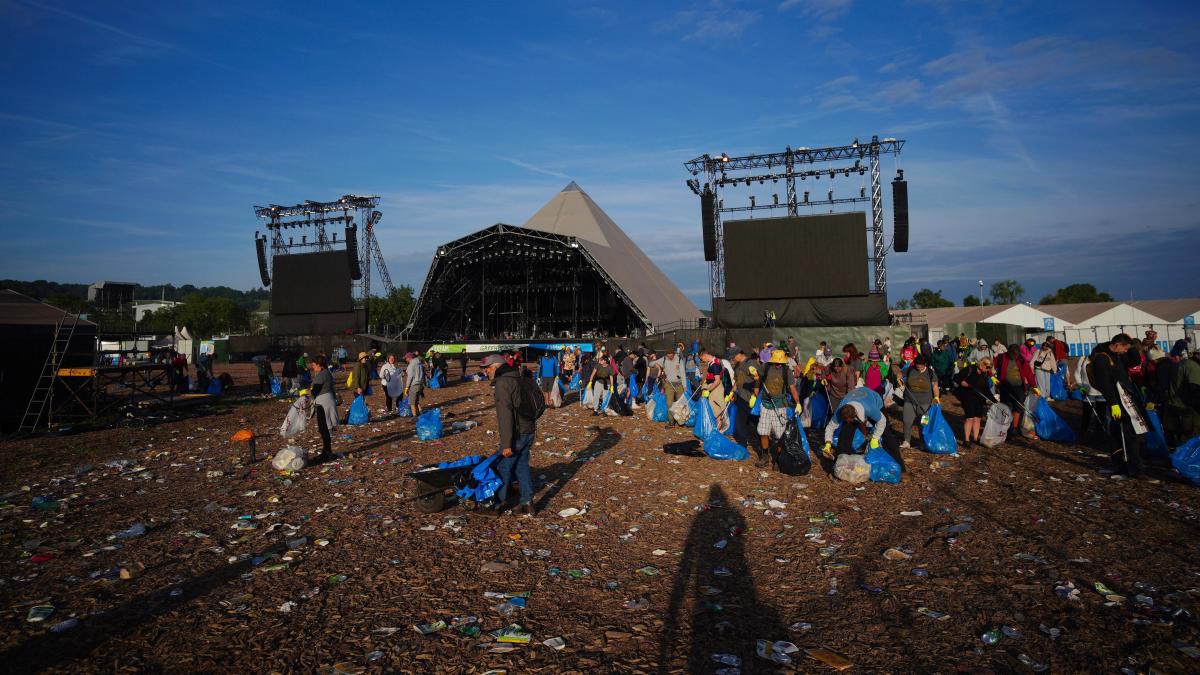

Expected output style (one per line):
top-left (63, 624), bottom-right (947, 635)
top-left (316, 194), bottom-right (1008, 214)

top-left (684, 136), bottom-right (905, 297)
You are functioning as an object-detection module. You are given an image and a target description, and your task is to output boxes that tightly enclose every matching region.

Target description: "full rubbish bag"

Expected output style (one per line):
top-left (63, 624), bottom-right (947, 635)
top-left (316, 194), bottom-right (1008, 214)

top-left (980, 403), bottom-right (1012, 448)
top-left (348, 395), bottom-right (370, 425)
top-left (921, 404), bottom-right (958, 455)
top-left (808, 390), bottom-right (830, 429)
top-left (834, 453), bottom-right (871, 483)
top-left (207, 378), bottom-right (223, 395)
top-left (416, 408), bottom-right (443, 441)
top-left (1049, 372), bottom-right (1068, 400)
top-left (865, 445), bottom-right (901, 484)
top-left (272, 445), bottom-right (307, 471)
top-left (650, 390), bottom-right (669, 422)
top-left (669, 396), bottom-right (691, 425)
top-left (775, 418), bottom-right (811, 476)
top-left (280, 398), bottom-right (309, 438)
top-left (568, 372), bottom-right (581, 391)
top-left (1032, 396), bottom-right (1076, 443)
top-left (397, 395), bottom-right (412, 417)
top-left (1144, 409), bottom-right (1170, 459)
top-left (694, 397), bottom-right (719, 440)
top-left (270, 377), bottom-right (282, 397)
top-left (703, 431), bottom-right (749, 461)
top-left (1170, 435), bottom-right (1200, 486)
top-left (549, 379), bottom-right (563, 408)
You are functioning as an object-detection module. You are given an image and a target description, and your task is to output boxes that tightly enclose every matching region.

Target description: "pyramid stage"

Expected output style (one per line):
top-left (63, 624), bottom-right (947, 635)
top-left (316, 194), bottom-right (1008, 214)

top-left (406, 183), bottom-right (703, 342)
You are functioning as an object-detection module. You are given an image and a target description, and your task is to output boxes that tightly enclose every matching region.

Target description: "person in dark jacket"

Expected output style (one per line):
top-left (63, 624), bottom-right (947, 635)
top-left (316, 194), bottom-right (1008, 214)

top-left (1090, 334), bottom-right (1150, 477)
top-left (484, 353), bottom-right (537, 516)
top-left (280, 349), bottom-right (299, 391)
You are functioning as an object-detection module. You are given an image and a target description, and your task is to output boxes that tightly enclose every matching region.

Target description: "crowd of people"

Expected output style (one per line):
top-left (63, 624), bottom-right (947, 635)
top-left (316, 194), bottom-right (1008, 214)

top-left (269, 331), bottom-right (1199, 516)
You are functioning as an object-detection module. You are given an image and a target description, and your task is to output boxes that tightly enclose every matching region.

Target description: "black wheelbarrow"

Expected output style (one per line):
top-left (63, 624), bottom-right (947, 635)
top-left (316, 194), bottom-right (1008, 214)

top-left (406, 452), bottom-right (503, 514)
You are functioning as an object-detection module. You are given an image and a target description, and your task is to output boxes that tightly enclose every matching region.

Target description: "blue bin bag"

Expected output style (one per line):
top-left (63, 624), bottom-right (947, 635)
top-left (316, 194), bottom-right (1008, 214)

top-left (832, 424), bottom-right (868, 453)
top-left (651, 390), bottom-right (669, 422)
top-left (207, 378), bottom-right (223, 395)
top-left (600, 389), bottom-right (612, 413)
top-left (568, 372), bottom-right (582, 392)
top-left (703, 432), bottom-right (749, 461)
top-left (1069, 385), bottom-right (1083, 401)
top-left (1170, 436), bottom-right (1200, 486)
top-left (628, 375), bottom-right (640, 401)
top-left (1033, 396), bottom-right (1076, 443)
top-left (348, 395), bottom-right (370, 425)
top-left (1145, 409), bottom-right (1170, 459)
top-left (416, 408), bottom-right (443, 441)
top-left (1050, 372), bottom-right (1067, 400)
top-left (921, 404), bottom-right (958, 455)
top-left (750, 395), bottom-right (762, 416)
top-left (397, 396), bottom-right (412, 417)
top-left (808, 390), bottom-right (830, 430)
top-left (694, 397), bottom-right (719, 440)
top-left (725, 403), bottom-right (737, 437)
top-left (270, 377), bottom-right (282, 397)
top-left (439, 454), bottom-right (504, 504)
top-left (429, 370), bottom-right (442, 390)
top-left (866, 446), bottom-right (901, 484)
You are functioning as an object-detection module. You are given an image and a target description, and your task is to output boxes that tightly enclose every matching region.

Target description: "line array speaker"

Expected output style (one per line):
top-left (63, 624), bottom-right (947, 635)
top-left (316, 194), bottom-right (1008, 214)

top-left (255, 236), bottom-right (271, 287)
top-left (892, 172), bottom-right (909, 253)
top-left (345, 224), bottom-right (362, 280)
top-left (701, 187), bottom-right (717, 262)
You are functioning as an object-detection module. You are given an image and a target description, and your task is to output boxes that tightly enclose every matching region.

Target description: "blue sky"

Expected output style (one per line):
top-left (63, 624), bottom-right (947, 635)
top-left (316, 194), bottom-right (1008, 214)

top-left (2, 0), bottom-right (1198, 310)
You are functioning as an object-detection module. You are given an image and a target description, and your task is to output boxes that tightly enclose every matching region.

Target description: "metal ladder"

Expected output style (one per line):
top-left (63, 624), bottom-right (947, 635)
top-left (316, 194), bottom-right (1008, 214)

top-left (19, 313), bottom-right (79, 433)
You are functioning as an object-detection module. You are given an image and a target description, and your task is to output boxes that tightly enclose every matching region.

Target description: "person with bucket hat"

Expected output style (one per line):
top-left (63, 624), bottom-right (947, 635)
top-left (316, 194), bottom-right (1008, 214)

top-left (348, 351), bottom-right (371, 399)
top-left (751, 349), bottom-right (803, 468)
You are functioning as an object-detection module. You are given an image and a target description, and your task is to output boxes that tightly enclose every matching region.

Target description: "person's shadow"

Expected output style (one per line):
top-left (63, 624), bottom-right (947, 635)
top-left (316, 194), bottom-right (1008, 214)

top-left (657, 484), bottom-right (787, 673)
top-left (531, 425), bottom-right (621, 513)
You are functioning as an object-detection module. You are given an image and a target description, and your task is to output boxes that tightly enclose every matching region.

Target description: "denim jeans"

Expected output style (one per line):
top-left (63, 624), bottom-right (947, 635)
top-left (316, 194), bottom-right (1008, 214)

top-left (496, 432), bottom-right (534, 506)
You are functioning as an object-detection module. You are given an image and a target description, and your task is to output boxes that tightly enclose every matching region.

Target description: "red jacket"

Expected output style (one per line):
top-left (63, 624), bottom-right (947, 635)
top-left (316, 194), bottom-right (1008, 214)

top-left (995, 354), bottom-right (1036, 389)
top-left (1051, 338), bottom-right (1067, 362)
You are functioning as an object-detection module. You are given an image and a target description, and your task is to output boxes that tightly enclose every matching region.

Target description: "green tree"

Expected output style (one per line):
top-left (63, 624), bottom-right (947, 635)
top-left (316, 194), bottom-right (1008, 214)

top-left (989, 279), bottom-right (1024, 305)
top-left (893, 299), bottom-right (912, 310)
top-left (366, 285), bottom-right (417, 330)
top-left (963, 295), bottom-right (993, 307)
top-left (1039, 283), bottom-right (1114, 305)
top-left (912, 288), bottom-right (954, 308)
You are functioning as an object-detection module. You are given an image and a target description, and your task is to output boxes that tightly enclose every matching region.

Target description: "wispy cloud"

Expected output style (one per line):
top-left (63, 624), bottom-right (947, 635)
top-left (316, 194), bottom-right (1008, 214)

top-left (779, 0), bottom-right (854, 21)
top-left (498, 157), bottom-right (570, 179)
top-left (663, 6), bottom-right (761, 41)
top-left (20, 0), bottom-right (176, 50)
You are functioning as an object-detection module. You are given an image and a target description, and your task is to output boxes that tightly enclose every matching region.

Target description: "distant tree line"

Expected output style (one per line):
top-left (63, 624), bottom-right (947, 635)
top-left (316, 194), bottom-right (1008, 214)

top-left (891, 281), bottom-right (1114, 310)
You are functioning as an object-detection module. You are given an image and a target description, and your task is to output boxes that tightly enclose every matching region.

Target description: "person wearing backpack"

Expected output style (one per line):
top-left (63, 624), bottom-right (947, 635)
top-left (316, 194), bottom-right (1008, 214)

top-left (752, 349), bottom-right (802, 468)
top-left (483, 353), bottom-right (539, 516)
top-left (994, 344), bottom-right (1039, 438)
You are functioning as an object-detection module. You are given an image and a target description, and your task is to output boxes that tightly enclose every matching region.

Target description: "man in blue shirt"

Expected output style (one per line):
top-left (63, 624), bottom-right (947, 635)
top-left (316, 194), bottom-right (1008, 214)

top-left (537, 351), bottom-right (560, 405)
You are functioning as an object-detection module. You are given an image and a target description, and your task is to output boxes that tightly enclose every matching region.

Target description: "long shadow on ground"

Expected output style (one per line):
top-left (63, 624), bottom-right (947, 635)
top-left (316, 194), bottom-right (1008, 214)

top-left (656, 483), bottom-right (787, 673)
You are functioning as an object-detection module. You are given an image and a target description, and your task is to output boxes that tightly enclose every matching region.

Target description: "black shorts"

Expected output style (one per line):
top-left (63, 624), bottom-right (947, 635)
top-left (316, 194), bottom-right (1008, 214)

top-left (539, 376), bottom-right (555, 392)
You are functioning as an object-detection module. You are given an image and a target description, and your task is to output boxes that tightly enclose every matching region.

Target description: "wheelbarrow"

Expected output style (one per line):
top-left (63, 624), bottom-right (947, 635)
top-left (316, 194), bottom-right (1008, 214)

top-left (406, 452), bottom-right (503, 514)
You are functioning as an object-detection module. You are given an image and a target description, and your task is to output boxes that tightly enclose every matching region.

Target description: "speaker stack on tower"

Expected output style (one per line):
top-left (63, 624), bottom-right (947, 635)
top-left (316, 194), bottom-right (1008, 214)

top-left (345, 224), bottom-right (362, 280)
top-left (892, 169), bottom-right (909, 253)
top-left (255, 235), bottom-right (271, 286)
top-left (701, 186), bottom-right (717, 262)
